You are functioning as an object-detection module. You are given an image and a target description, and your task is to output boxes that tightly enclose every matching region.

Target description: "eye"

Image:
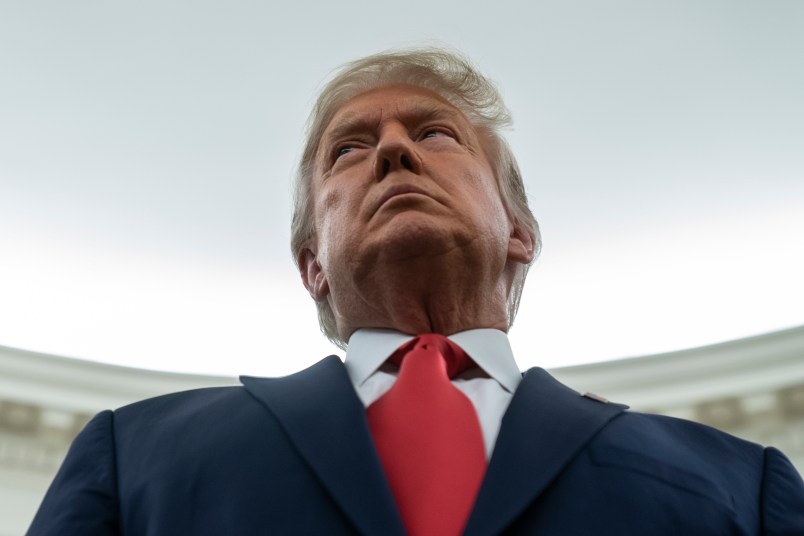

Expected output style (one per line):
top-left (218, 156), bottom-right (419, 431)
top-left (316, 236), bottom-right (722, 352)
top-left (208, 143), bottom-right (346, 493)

top-left (329, 138), bottom-right (371, 167)
top-left (331, 145), bottom-right (356, 163)
top-left (419, 128), bottom-right (453, 141)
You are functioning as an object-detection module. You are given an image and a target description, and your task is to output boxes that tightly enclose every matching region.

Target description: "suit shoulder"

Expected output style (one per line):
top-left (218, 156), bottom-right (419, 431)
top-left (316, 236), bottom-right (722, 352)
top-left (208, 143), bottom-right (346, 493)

top-left (112, 384), bottom-right (256, 434)
top-left (607, 410), bottom-right (764, 455)
top-left (116, 384), bottom-right (245, 414)
top-left (594, 409), bottom-right (766, 486)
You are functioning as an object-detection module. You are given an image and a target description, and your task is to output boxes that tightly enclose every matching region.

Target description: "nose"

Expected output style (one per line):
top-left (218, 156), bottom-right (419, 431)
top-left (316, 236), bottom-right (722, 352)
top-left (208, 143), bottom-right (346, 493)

top-left (374, 128), bottom-right (423, 180)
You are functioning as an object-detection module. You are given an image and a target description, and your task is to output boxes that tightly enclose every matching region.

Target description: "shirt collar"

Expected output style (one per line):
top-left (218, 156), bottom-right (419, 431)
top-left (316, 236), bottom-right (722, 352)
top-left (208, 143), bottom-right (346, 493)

top-left (344, 328), bottom-right (521, 394)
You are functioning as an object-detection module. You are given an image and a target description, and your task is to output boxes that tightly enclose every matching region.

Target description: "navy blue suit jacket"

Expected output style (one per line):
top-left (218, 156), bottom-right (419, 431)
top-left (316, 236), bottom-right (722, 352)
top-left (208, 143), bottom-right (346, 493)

top-left (29, 356), bottom-right (804, 535)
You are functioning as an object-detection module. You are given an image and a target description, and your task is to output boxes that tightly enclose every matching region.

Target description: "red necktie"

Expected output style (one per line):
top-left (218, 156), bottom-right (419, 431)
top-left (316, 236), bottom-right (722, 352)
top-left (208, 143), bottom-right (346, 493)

top-left (366, 334), bottom-right (487, 536)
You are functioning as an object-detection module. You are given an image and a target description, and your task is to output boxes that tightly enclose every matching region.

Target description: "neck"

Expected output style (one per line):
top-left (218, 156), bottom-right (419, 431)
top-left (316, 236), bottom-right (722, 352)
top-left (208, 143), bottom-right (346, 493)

top-left (329, 255), bottom-right (514, 340)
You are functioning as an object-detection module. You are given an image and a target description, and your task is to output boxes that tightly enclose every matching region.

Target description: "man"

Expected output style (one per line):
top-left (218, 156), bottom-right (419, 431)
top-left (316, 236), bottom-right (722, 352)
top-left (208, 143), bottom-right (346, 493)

top-left (29, 48), bottom-right (804, 535)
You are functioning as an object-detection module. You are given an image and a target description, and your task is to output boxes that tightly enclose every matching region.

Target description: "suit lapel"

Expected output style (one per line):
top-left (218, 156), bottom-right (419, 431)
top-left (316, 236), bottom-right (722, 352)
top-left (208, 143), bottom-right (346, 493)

top-left (240, 356), bottom-right (405, 536)
top-left (463, 367), bottom-right (628, 536)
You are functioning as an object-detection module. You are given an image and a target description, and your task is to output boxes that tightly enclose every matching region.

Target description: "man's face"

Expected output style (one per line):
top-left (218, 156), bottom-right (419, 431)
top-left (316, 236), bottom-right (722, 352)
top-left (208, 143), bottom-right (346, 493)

top-left (300, 84), bottom-right (518, 307)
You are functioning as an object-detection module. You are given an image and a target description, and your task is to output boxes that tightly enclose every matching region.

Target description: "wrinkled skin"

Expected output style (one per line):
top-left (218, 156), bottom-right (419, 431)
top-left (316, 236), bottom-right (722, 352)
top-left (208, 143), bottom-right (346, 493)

top-left (299, 84), bottom-right (535, 341)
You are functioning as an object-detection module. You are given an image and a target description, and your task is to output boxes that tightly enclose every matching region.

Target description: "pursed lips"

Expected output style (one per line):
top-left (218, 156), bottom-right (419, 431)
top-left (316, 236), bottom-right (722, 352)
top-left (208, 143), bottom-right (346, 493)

top-left (373, 184), bottom-right (433, 214)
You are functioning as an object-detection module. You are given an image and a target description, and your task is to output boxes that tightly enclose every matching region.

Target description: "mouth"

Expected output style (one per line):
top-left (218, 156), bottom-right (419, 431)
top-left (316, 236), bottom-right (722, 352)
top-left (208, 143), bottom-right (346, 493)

top-left (374, 184), bottom-right (432, 213)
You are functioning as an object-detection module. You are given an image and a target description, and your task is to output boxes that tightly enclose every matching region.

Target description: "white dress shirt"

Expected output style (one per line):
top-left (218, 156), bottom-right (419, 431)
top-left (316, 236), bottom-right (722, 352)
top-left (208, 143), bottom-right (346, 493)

top-left (344, 328), bottom-right (522, 459)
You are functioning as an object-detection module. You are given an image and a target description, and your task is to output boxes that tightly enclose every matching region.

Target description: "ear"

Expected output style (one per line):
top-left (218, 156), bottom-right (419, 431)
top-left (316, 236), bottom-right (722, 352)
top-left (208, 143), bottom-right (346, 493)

top-left (507, 220), bottom-right (537, 265)
top-left (298, 247), bottom-right (330, 302)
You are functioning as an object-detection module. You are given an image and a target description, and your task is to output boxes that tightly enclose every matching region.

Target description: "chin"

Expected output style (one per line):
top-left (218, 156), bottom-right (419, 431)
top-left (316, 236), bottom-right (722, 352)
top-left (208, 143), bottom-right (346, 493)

top-left (371, 215), bottom-right (469, 261)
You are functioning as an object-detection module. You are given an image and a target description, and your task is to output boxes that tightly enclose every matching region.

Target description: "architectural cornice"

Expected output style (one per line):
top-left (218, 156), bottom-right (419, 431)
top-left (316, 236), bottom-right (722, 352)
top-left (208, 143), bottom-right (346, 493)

top-left (4, 326), bottom-right (802, 415)
top-left (0, 344), bottom-right (238, 414)
top-left (550, 325), bottom-right (804, 412)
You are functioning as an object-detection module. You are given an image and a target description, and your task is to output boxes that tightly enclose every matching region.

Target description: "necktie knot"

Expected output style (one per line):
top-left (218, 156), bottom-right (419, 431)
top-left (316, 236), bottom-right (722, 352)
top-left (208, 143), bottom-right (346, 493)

top-left (389, 333), bottom-right (475, 379)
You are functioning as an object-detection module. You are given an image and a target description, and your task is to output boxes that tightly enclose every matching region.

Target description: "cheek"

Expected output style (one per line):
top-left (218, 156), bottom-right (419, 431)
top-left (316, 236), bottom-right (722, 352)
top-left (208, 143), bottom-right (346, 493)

top-left (468, 170), bottom-right (510, 229)
top-left (314, 190), bottom-right (358, 263)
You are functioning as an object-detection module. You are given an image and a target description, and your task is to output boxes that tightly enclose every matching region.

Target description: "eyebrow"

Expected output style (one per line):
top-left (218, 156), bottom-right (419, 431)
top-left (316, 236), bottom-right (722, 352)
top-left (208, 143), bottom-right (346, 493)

top-left (323, 100), bottom-right (467, 146)
top-left (400, 101), bottom-right (466, 127)
top-left (323, 114), bottom-right (381, 146)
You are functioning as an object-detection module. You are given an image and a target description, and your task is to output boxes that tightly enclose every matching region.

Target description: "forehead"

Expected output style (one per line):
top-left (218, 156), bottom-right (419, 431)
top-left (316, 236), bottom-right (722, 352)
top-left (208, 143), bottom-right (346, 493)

top-left (322, 84), bottom-right (471, 138)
